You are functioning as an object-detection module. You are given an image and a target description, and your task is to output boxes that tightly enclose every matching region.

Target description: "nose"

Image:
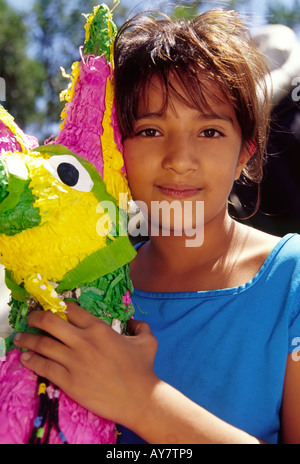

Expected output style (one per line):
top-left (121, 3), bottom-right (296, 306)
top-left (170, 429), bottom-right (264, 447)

top-left (162, 134), bottom-right (199, 174)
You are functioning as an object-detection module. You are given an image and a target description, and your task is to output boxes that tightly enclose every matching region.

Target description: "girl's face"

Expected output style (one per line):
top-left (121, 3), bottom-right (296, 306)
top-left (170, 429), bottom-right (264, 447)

top-left (123, 75), bottom-right (249, 234)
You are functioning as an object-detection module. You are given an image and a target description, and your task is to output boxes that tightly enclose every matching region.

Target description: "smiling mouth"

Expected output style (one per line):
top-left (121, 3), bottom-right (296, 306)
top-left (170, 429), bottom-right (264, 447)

top-left (156, 184), bottom-right (202, 199)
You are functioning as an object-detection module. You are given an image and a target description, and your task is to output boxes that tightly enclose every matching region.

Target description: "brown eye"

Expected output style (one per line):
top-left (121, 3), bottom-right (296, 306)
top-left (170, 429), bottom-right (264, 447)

top-left (202, 129), bottom-right (219, 138)
top-left (137, 128), bottom-right (160, 137)
top-left (145, 129), bottom-right (158, 137)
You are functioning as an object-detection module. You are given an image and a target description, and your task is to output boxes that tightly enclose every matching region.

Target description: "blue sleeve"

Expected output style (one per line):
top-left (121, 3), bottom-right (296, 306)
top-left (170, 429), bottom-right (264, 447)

top-left (286, 235), bottom-right (300, 354)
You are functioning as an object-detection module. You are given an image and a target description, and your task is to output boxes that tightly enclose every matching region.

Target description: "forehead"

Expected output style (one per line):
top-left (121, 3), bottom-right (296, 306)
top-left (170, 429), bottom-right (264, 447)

top-left (137, 73), bottom-right (237, 122)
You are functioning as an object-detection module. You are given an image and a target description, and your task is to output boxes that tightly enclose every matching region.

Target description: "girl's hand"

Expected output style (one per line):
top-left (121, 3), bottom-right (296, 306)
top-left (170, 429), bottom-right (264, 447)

top-left (13, 302), bottom-right (158, 431)
top-left (13, 302), bottom-right (263, 444)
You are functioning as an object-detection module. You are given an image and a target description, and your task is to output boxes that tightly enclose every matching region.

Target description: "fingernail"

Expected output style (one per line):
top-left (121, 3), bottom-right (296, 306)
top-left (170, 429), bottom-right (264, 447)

top-left (14, 333), bottom-right (22, 343)
top-left (21, 351), bottom-right (33, 362)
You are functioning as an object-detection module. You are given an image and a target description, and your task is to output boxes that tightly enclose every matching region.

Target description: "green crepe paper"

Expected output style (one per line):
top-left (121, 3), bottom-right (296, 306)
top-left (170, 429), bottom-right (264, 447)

top-left (56, 235), bottom-right (136, 293)
top-left (83, 4), bottom-right (117, 61)
top-left (0, 159), bottom-right (28, 214)
top-left (78, 264), bottom-right (134, 325)
top-left (0, 161), bottom-right (9, 203)
top-left (0, 173), bottom-right (41, 235)
top-left (6, 262), bottom-right (135, 349)
top-left (5, 269), bottom-right (29, 302)
top-left (0, 170), bottom-right (28, 213)
top-left (5, 298), bottom-right (43, 353)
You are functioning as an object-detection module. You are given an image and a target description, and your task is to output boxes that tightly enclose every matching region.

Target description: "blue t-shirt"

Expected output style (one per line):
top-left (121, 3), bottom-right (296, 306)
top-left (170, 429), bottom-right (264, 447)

top-left (117, 233), bottom-right (300, 444)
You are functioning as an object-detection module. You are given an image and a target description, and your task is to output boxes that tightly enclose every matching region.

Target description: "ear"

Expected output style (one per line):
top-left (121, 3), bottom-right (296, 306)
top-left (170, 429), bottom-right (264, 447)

top-left (234, 140), bottom-right (257, 180)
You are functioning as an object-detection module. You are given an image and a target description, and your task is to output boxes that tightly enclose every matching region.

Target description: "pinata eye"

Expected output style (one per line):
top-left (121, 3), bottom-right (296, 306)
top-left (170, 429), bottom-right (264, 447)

top-left (44, 155), bottom-right (94, 192)
top-left (57, 162), bottom-right (79, 187)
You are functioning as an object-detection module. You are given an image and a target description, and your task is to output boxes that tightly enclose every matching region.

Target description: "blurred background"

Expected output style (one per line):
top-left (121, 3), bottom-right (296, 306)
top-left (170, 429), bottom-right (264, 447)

top-left (0, 0), bottom-right (300, 237)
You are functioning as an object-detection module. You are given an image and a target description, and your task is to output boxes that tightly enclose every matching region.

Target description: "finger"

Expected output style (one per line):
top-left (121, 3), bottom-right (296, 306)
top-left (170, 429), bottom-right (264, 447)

top-left (26, 310), bottom-right (81, 348)
top-left (20, 350), bottom-right (69, 389)
top-left (126, 319), bottom-right (158, 364)
top-left (126, 319), bottom-right (154, 337)
top-left (14, 331), bottom-right (72, 367)
top-left (64, 301), bottom-right (102, 329)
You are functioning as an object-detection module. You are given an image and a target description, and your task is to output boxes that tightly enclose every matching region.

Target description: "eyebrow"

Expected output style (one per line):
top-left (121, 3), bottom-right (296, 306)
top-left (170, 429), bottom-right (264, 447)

top-left (136, 111), bottom-right (167, 120)
top-left (198, 113), bottom-right (234, 125)
top-left (136, 111), bottom-right (234, 125)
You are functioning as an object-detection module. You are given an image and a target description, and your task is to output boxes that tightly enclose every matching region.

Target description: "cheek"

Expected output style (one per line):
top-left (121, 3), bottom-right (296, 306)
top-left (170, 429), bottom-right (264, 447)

top-left (123, 144), bottom-right (133, 174)
top-left (123, 140), bottom-right (145, 171)
top-left (203, 155), bottom-right (240, 203)
top-left (124, 165), bottom-right (140, 198)
top-left (123, 145), bottom-right (138, 185)
top-left (123, 152), bottom-right (147, 200)
top-left (123, 140), bottom-right (157, 186)
top-left (213, 144), bottom-right (243, 179)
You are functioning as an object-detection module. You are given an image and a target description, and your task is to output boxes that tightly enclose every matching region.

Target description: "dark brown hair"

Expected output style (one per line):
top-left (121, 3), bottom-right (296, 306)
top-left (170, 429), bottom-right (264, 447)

top-left (113, 8), bottom-right (271, 184)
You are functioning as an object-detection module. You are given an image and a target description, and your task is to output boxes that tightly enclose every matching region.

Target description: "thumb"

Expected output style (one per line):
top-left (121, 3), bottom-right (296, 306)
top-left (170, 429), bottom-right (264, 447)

top-left (126, 319), bottom-right (153, 337)
top-left (126, 319), bottom-right (158, 365)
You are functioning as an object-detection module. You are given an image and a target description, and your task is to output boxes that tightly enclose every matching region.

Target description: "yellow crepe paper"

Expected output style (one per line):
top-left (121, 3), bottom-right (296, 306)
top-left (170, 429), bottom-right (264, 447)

top-left (101, 77), bottom-right (130, 205)
top-left (59, 61), bottom-right (80, 131)
top-left (0, 151), bottom-right (109, 288)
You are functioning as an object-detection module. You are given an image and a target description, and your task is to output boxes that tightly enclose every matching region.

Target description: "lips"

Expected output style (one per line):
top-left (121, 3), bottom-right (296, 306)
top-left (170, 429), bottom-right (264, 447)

top-left (156, 183), bottom-right (202, 199)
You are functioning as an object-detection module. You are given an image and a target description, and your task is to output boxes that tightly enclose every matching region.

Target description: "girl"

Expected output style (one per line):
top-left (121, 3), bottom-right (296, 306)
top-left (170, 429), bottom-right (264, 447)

top-left (15, 9), bottom-right (300, 444)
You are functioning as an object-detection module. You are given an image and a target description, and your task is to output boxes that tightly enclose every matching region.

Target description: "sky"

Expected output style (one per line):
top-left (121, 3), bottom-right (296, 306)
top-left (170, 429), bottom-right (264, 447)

top-left (5, 0), bottom-right (299, 136)
top-left (10, 0), bottom-right (300, 36)
top-left (7, 0), bottom-right (270, 28)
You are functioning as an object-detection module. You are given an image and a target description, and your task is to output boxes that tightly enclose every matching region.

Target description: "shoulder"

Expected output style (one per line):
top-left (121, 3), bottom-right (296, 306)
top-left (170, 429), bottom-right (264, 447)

top-left (270, 233), bottom-right (300, 287)
top-left (235, 224), bottom-right (300, 282)
top-left (237, 222), bottom-right (299, 260)
top-left (275, 233), bottom-right (300, 257)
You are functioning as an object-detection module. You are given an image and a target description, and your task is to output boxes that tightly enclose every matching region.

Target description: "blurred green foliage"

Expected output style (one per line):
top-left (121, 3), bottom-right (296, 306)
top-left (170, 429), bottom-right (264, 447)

top-left (0, 0), bottom-right (46, 128)
top-left (268, 0), bottom-right (300, 31)
top-left (0, 0), bottom-right (128, 140)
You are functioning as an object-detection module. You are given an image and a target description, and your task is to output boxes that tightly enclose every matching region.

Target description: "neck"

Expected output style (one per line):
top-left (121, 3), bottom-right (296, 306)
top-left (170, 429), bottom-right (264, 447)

top-left (130, 207), bottom-right (255, 292)
top-left (145, 208), bottom-right (237, 271)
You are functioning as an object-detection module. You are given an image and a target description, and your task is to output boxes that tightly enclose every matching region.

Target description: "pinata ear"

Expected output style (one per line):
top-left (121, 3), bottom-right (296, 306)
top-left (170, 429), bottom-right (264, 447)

top-left (83, 4), bottom-right (117, 61)
top-left (55, 4), bottom-right (130, 206)
top-left (0, 105), bottom-right (39, 154)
